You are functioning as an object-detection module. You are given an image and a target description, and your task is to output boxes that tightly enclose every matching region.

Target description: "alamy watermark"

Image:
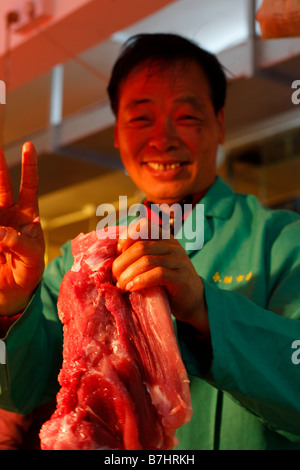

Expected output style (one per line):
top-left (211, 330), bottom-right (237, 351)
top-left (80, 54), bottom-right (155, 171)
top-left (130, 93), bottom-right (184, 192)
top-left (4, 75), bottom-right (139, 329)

top-left (0, 340), bottom-right (6, 365)
top-left (0, 80), bottom-right (6, 105)
top-left (291, 80), bottom-right (300, 105)
top-left (291, 340), bottom-right (300, 365)
top-left (95, 196), bottom-right (204, 251)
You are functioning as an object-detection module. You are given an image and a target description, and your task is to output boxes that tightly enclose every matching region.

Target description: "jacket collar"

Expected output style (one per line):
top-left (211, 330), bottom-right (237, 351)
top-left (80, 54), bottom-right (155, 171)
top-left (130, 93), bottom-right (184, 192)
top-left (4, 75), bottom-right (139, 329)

top-left (118, 177), bottom-right (236, 255)
top-left (200, 176), bottom-right (235, 220)
top-left (178, 177), bottom-right (235, 255)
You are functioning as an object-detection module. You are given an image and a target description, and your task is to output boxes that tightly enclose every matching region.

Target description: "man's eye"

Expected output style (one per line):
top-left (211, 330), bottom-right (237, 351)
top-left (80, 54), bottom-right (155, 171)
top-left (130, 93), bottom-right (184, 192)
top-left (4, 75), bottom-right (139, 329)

top-left (128, 116), bottom-right (151, 127)
top-left (179, 115), bottom-right (197, 120)
top-left (130, 116), bottom-right (149, 122)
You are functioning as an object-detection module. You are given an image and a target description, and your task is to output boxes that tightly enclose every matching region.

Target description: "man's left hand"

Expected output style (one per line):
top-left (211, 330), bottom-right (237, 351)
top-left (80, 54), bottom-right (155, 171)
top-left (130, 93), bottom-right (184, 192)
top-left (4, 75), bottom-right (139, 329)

top-left (112, 218), bottom-right (209, 335)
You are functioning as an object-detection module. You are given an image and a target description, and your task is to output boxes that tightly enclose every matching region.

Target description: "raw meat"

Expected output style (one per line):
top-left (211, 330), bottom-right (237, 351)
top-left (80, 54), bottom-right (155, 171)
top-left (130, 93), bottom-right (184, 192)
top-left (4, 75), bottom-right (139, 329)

top-left (256, 0), bottom-right (300, 39)
top-left (39, 227), bottom-right (192, 450)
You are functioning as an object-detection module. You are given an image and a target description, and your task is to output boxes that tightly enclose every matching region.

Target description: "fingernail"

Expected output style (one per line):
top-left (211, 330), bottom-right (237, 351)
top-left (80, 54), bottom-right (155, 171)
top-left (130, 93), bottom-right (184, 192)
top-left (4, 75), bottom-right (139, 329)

top-left (125, 281), bottom-right (134, 291)
top-left (0, 228), bottom-right (6, 241)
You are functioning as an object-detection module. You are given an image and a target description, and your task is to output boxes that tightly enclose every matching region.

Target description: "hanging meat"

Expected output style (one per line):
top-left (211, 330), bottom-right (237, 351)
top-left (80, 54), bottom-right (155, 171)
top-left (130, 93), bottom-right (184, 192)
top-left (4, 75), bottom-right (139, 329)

top-left (39, 227), bottom-right (192, 450)
top-left (256, 0), bottom-right (300, 39)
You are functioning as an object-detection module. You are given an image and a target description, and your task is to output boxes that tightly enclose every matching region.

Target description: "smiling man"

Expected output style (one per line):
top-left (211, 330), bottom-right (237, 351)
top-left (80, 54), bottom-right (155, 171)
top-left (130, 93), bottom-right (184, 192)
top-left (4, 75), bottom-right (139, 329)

top-left (0, 33), bottom-right (300, 450)
top-left (113, 61), bottom-right (224, 204)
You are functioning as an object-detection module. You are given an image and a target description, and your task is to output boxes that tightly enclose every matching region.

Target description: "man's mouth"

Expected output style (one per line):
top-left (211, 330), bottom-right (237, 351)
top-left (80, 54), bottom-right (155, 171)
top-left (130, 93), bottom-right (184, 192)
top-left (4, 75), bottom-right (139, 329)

top-left (144, 162), bottom-right (185, 171)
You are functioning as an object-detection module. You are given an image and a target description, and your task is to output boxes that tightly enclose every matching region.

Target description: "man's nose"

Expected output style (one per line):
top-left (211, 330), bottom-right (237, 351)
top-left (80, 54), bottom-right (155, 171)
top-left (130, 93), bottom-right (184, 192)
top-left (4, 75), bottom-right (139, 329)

top-left (148, 119), bottom-right (180, 152)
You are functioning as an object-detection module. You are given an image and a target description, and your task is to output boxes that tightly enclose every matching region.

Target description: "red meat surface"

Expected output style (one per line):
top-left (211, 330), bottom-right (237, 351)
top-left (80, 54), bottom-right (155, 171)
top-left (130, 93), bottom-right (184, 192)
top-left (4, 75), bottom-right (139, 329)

top-left (39, 227), bottom-right (192, 450)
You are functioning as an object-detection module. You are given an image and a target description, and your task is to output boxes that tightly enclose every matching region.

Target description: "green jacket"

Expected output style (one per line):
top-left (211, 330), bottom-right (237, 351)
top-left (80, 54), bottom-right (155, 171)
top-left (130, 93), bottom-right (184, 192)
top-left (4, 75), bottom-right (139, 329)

top-left (1, 177), bottom-right (300, 450)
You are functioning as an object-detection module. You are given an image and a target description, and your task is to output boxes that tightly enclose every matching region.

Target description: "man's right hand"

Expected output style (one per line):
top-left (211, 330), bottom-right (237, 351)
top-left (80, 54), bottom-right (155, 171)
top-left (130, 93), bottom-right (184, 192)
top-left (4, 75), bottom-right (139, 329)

top-left (0, 142), bottom-right (45, 316)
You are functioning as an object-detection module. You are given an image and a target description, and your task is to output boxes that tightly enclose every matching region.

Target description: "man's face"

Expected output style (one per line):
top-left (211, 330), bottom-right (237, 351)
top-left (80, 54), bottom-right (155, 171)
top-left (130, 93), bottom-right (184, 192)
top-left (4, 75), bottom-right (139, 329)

top-left (114, 60), bottom-right (225, 204)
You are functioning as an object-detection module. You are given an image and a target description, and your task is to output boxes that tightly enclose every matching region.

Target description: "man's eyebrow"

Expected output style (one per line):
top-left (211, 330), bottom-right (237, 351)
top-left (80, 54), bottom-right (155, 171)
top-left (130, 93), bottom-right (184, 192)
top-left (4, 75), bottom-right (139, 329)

top-left (125, 99), bottom-right (153, 110)
top-left (174, 96), bottom-right (206, 111)
top-left (124, 96), bottom-right (206, 111)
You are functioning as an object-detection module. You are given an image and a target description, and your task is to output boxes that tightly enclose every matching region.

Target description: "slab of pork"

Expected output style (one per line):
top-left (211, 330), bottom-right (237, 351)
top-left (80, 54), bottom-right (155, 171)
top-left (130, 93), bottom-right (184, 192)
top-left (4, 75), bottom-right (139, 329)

top-left (39, 228), bottom-right (192, 450)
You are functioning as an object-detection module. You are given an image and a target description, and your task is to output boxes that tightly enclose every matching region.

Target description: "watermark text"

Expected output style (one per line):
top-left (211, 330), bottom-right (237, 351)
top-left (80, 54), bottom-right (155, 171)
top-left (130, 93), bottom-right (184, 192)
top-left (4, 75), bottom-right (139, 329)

top-left (0, 340), bottom-right (6, 365)
top-left (291, 340), bottom-right (300, 365)
top-left (291, 80), bottom-right (300, 105)
top-left (96, 196), bottom-right (204, 251)
top-left (0, 80), bottom-right (6, 105)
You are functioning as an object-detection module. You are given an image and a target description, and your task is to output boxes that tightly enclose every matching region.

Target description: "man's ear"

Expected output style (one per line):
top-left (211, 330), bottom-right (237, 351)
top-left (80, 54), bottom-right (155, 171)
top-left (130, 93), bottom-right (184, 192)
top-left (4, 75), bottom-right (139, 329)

top-left (113, 124), bottom-right (119, 148)
top-left (217, 108), bottom-right (226, 145)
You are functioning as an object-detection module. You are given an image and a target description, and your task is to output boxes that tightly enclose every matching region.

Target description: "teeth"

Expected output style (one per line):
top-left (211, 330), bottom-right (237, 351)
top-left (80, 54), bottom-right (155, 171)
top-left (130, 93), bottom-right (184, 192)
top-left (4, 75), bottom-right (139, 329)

top-left (147, 162), bottom-right (182, 171)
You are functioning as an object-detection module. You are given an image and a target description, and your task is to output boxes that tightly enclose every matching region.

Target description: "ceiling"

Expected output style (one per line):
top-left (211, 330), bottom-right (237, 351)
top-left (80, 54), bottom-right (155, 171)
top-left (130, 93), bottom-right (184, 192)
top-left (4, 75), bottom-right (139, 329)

top-left (1, 0), bottom-right (300, 226)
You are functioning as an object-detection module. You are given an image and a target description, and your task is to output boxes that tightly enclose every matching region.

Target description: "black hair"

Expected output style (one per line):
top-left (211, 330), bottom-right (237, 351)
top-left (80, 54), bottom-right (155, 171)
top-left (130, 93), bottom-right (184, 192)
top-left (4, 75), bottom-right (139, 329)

top-left (107, 33), bottom-right (227, 116)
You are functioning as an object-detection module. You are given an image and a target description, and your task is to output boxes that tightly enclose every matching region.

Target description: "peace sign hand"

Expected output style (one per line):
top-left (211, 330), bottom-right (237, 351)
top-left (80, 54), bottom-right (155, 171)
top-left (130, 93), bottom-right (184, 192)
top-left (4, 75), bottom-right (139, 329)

top-left (0, 142), bottom-right (45, 316)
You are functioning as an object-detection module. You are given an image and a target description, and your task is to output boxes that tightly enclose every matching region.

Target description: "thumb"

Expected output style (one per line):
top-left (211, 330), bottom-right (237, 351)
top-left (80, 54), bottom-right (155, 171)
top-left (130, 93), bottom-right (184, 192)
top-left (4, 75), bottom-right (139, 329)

top-left (118, 217), bottom-right (150, 252)
top-left (0, 225), bottom-right (44, 261)
top-left (118, 217), bottom-right (172, 253)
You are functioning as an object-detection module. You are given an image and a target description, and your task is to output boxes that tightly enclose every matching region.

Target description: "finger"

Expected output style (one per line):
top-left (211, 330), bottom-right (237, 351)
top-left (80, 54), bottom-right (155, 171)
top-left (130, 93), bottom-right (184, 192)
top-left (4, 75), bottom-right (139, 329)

top-left (18, 142), bottom-right (39, 214)
top-left (118, 218), bottom-right (173, 253)
top-left (122, 265), bottom-right (178, 293)
top-left (112, 239), bottom-right (179, 285)
top-left (0, 147), bottom-right (14, 208)
top-left (116, 253), bottom-right (178, 291)
top-left (20, 217), bottom-right (43, 238)
top-left (118, 218), bottom-right (150, 252)
top-left (0, 225), bottom-right (44, 261)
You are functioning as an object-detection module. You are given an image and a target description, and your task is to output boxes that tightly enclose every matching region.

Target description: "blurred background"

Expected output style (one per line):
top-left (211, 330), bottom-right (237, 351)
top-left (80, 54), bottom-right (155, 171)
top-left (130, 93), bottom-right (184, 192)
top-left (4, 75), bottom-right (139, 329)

top-left (0, 0), bottom-right (299, 263)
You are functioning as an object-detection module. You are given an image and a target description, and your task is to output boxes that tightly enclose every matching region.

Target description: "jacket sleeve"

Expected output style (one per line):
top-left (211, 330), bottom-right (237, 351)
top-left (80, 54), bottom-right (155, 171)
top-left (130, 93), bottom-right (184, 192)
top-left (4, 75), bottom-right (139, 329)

top-left (178, 217), bottom-right (300, 442)
top-left (0, 242), bottom-right (73, 414)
